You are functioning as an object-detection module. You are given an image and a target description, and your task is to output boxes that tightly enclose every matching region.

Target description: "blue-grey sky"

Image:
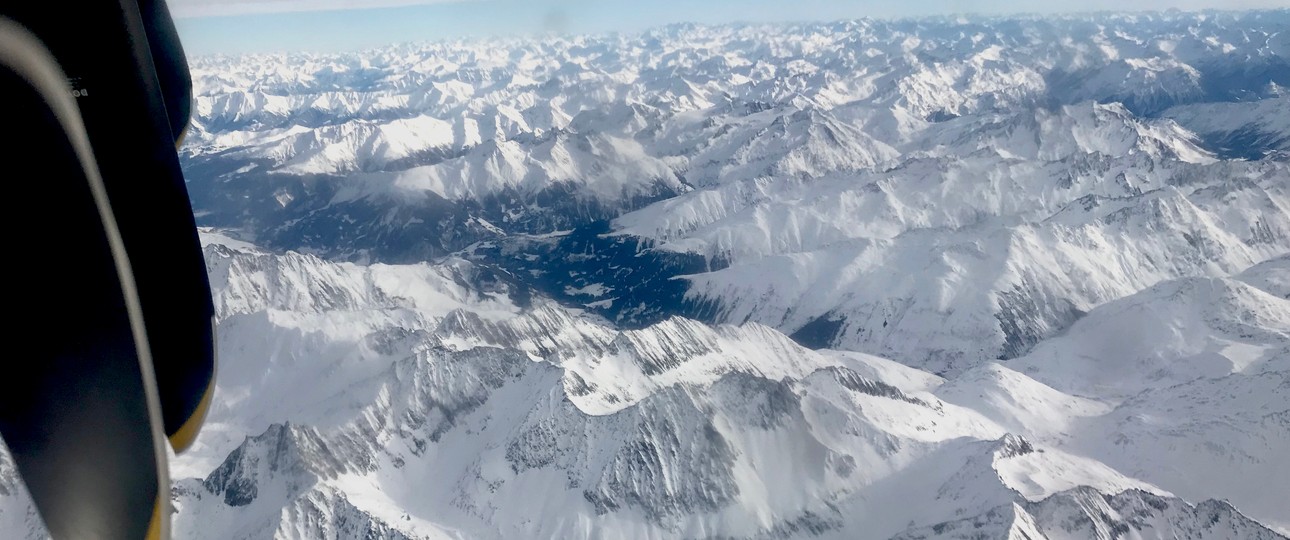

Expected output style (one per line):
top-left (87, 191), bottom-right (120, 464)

top-left (173, 0), bottom-right (1288, 55)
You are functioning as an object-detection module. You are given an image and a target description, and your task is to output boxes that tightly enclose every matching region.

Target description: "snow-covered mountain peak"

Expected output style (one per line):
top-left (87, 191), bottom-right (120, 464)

top-left (1012, 274), bottom-right (1289, 399)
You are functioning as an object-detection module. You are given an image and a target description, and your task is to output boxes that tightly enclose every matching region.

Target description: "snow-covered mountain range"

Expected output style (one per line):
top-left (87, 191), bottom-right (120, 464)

top-left (88, 234), bottom-right (1290, 538)
top-left (3, 9), bottom-right (1289, 539)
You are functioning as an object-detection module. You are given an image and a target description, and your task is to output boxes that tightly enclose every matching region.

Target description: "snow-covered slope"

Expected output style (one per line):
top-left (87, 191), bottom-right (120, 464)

top-left (668, 164), bottom-right (1287, 373)
top-left (1239, 255), bottom-right (1290, 298)
top-left (181, 11), bottom-right (1290, 372)
top-left (3, 228), bottom-right (1284, 538)
top-left (169, 247), bottom-right (1288, 537)
top-left (180, 11), bottom-right (1289, 260)
top-left (1006, 274), bottom-right (1290, 531)
top-left (1010, 276), bottom-right (1287, 398)
top-left (183, 245), bottom-right (1287, 537)
top-left (1164, 96), bottom-right (1290, 159)
top-left (0, 447), bottom-right (42, 540)
top-left (174, 236), bottom-right (1284, 538)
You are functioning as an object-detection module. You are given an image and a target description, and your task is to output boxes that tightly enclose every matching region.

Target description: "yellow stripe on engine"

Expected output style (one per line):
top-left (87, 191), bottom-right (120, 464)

top-left (146, 497), bottom-right (163, 540)
top-left (173, 115), bottom-right (189, 149)
top-left (167, 376), bottom-right (213, 453)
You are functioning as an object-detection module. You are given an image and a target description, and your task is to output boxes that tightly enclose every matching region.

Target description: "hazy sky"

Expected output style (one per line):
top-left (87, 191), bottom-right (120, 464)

top-left (173, 0), bottom-right (1288, 55)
